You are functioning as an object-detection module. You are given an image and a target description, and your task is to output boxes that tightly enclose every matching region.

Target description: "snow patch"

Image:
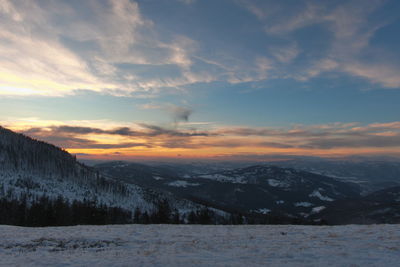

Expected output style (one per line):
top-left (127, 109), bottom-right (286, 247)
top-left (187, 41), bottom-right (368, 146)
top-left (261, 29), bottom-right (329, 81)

top-left (309, 189), bottom-right (334, 202)
top-left (294, 202), bottom-right (314, 207)
top-left (198, 174), bottom-right (247, 184)
top-left (311, 206), bottom-right (326, 213)
top-left (168, 181), bottom-right (200, 188)
top-left (252, 208), bottom-right (271, 214)
top-left (267, 179), bottom-right (289, 188)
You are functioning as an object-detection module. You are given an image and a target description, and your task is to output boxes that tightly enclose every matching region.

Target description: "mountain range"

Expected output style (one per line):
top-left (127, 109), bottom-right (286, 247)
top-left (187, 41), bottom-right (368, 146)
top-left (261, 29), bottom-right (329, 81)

top-left (96, 162), bottom-right (361, 219)
top-left (1, 125), bottom-right (400, 225)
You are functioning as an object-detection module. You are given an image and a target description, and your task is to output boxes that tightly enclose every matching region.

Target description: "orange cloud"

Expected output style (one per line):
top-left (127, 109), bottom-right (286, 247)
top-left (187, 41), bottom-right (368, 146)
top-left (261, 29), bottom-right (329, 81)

top-left (3, 119), bottom-right (400, 160)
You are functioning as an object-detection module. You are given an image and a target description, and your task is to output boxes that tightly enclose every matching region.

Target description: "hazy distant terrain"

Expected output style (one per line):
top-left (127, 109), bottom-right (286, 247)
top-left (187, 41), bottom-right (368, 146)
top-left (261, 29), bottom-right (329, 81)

top-left (1, 224), bottom-right (399, 267)
top-left (96, 160), bottom-right (400, 224)
top-left (96, 162), bottom-right (361, 219)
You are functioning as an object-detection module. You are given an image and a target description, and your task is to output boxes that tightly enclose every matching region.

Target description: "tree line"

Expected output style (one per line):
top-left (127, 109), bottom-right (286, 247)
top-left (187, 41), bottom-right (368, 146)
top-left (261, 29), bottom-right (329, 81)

top-left (0, 194), bottom-right (131, 227)
top-left (0, 193), bottom-right (318, 227)
top-left (0, 194), bottom-right (236, 226)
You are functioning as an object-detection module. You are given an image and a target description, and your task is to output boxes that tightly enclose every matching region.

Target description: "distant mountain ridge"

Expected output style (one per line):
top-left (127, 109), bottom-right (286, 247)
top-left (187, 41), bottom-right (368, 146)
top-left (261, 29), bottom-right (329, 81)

top-left (315, 186), bottom-right (400, 224)
top-left (97, 161), bottom-right (400, 224)
top-left (267, 159), bottom-right (400, 192)
top-left (96, 162), bottom-right (362, 218)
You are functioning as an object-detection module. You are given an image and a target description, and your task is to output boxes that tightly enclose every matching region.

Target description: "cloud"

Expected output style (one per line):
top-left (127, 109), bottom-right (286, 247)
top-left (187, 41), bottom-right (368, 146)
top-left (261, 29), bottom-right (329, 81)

top-left (343, 63), bottom-right (400, 88)
top-left (214, 122), bottom-right (400, 149)
top-left (10, 119), bottom-right (400, 155)
top-left (177, 0), bottom-right (197, 5)
top-left (0, 0), bottom-right (133, 96)
top-left (140, 103), bottom-right (194, 123)
top-left (304, 135), bottom-right (400, 149)
top-left (23, 124), bottom-right (210, 139)
top-left (169, 106), bottom-right (193, 122)
top-left (23, 133), bottom-right (149, 149)
top-left (268, 42), bottom-right (300, 63)
top-left (239, 0), bottom-right (400, 89)
top-left (0, 0), bottom-right (207, 97)
top-left (1, 0), bottom-right (399, 99)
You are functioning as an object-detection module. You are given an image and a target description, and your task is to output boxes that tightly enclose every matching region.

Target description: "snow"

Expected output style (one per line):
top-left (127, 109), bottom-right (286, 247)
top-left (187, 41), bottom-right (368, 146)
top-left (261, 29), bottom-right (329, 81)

top-left (112, 163), bottom-right (129, 168)
top-left (309, 189), bottom-right (334, 202)
top-left (198, 174), bottom-right (247, 184)
top-left (311, 206), bottom-right (326, 214)
top-left (252, 208), bottom-right (271, 214)
top-left (153, 176), bottom-right (164, 180)
top-left (267, 179), bottom-right (287, 187)
top-left (1, 224), bottom-right (400, 266)
top-left (276, 200), bottom-right (285, 205)
top-left (168, 180), bottom-right (200, 187)
top-left (294, 202), bottom-right (314, 207)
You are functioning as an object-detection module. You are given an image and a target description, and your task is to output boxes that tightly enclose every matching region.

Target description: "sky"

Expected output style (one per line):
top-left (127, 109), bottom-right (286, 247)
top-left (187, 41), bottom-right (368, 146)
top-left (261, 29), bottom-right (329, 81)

top-left (1, 0), bottom-right (400, 161)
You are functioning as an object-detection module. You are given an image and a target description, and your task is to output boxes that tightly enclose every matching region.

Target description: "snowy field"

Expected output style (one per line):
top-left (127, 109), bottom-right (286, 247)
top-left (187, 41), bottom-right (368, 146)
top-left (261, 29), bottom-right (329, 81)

top-left (1, 224), bottom-right (399, 267)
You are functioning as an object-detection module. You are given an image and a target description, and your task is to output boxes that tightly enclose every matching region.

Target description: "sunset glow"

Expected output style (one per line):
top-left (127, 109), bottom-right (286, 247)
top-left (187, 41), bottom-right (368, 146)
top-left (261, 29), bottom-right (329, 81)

top-left (1, 0), bottom-right (400, 161)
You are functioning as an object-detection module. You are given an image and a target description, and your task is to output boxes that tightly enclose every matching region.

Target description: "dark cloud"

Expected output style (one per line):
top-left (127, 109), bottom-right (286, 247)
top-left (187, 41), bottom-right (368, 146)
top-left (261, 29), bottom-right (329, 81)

top-left (22, 130), bottom-right (150, 149)
top-left (259, 142), bottom-right (295, 149)
top-left (138, 123), bottom-right (210, 137)
top-left (20, 122), bottom-right (400, 151)
top-left (170, 106), bottom-right (193, 122)
top-left (217, 127), bottom-right (365, 138)
top-left (55, 126), bottom-right (106, 135)
top-left (304, 134), bottom-right (400, 149)
top-left (140, 103), bottom-right (194, 123)
top-left (24, 124), bottom-right (211, 138)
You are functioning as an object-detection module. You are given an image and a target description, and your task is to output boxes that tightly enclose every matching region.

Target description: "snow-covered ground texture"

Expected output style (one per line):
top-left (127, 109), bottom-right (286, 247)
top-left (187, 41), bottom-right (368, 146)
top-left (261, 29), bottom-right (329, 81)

top-left (1, 224), bottom-right (399, 267)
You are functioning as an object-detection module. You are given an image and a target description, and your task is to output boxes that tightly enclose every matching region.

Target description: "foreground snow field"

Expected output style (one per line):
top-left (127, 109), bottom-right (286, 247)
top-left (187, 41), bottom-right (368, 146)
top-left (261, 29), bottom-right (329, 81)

top-left (1, 224), bottom-right (399, 267)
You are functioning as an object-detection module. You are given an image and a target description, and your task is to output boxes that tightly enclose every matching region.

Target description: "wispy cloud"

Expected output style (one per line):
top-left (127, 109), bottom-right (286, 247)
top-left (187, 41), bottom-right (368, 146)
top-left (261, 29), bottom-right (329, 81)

top-left (343, 63), bottom-right (400, 88)
top-left (239, 0), bottom-right (400, 89)
top-left (0, 0), bottom-right (279, 98)
top-left (2, 0), bottom-right (396, 99)
top-left (268, 42), bottom-right (300, 63)
top-left (0, 0), bottom-right (208, 97)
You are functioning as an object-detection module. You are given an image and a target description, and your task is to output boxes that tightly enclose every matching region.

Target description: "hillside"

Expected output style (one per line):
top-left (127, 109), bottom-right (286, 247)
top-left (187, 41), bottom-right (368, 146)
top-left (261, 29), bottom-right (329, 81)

top-left (315, 186), bottom-right (400, 224)
top-left (269, 159), bottom-right (400, 193)
top-left (0, 126), bottom-right (214, 224)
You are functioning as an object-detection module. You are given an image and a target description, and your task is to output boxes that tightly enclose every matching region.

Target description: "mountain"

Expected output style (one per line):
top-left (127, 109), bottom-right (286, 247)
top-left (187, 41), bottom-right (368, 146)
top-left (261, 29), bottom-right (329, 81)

top-left (96, 162), bottom-right (361, 218)
top-left (0, 126), bottom-right (210, 222)
top-left (268, 159), bottom-right (400, 193)
top-left (4, 125), bottom-right (396, 225)
top-left (314, 186), bottom-right (400, 224)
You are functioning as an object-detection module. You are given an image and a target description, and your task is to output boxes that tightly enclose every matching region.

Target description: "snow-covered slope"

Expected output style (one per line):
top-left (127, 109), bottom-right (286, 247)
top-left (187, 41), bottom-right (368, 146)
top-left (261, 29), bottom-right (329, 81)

top-left (1, 224), bottom-right (399, 266)
top-left (0, 126), bottom-right (204, 215)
